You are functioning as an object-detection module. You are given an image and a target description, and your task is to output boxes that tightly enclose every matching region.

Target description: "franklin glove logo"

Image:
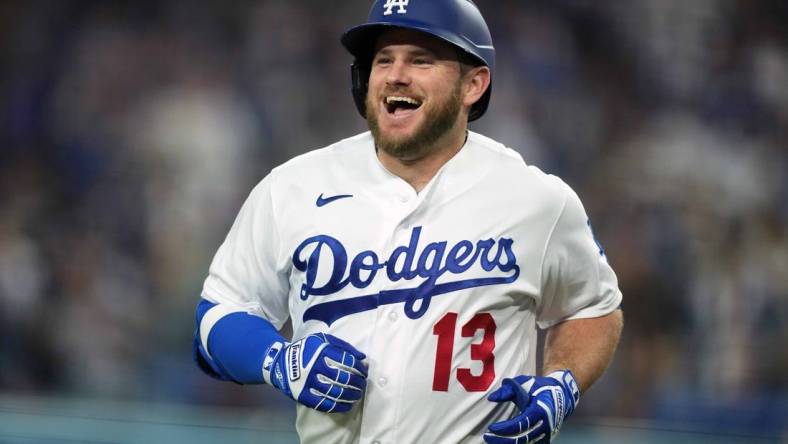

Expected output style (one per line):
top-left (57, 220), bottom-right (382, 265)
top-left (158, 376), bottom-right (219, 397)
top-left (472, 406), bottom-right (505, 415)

top-left (287, 340), bottom-right (303, 381)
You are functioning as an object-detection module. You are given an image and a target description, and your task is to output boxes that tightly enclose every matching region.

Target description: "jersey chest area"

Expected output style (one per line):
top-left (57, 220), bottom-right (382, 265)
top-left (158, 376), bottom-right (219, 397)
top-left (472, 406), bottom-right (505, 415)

top-left (276, 182), bottom-right (549, 330)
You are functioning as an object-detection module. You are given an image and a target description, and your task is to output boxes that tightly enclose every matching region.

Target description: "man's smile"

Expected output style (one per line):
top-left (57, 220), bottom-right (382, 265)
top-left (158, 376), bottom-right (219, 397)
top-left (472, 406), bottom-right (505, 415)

top-left (382, 95), bottom-right (424, 120)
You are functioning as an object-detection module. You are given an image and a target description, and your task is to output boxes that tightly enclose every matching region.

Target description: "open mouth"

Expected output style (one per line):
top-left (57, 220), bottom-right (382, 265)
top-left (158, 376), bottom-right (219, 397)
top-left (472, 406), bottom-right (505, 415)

top-left (384, 96), bottom-right (423, 115)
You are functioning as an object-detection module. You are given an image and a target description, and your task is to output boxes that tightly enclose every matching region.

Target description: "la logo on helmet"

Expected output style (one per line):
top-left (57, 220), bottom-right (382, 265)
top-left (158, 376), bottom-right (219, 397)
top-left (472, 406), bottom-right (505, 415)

top-left (383, 0), bottom-right (409, 15)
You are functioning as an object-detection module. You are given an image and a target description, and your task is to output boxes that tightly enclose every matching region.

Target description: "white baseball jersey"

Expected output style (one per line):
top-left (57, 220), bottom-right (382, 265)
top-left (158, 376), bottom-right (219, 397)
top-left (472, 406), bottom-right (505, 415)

top-left (202, 131), bottom-right (622, 444)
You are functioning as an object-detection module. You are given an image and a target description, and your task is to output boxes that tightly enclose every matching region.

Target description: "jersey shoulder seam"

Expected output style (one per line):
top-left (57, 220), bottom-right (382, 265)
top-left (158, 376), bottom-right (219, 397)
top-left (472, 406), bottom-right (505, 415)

top-left (468, 131), bottom-right (525, 162)
top-left (266, 169), bottom-right (285, 277)
top-left (538, 179), bottom-right (571, 299)
top-left (271, 132), bottom-right (370, 176)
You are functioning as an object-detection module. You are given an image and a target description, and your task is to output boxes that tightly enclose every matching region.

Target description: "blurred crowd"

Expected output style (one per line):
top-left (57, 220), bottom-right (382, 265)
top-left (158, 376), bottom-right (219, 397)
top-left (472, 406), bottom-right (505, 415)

top-left (0, 0), bottom-right (786, 436)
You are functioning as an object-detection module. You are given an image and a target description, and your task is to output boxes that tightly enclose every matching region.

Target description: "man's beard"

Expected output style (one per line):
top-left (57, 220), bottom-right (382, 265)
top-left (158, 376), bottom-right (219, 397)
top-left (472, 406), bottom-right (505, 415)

top-left (366, 81), bottom-right (463, 161)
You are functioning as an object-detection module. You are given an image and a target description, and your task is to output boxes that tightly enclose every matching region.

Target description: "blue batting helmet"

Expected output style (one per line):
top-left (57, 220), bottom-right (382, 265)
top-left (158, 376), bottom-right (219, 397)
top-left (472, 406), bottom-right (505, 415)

top-left (341, 0), bottom-right (495, 122)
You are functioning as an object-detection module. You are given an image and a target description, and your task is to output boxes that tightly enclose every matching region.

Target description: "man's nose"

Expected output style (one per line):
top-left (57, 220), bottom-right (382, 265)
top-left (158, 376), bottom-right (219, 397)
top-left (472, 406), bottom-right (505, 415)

top-left (386, 59), bottom-right (411, 86)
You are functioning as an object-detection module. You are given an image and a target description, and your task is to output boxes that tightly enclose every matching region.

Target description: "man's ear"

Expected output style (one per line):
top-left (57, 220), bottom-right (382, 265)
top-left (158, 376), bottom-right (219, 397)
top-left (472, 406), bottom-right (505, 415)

top-left (462, 66), bottom-right (491, 108)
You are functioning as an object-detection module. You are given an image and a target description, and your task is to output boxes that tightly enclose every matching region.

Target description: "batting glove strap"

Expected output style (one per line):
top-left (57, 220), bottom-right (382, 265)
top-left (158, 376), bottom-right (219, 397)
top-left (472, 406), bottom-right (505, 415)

top-left (544, 370), bottom-right (580, 421)
top-left (261, 341), bottom-right (287, 388)
top-left (484, 370), bottom-right (580, 444)
top-left (264, 333), bottom-right (368, 413)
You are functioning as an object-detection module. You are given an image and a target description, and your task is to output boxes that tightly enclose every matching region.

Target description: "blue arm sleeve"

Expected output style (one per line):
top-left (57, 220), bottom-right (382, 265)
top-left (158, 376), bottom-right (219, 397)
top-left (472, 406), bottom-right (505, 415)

top-left (193, 298), bottom-right (286, 384)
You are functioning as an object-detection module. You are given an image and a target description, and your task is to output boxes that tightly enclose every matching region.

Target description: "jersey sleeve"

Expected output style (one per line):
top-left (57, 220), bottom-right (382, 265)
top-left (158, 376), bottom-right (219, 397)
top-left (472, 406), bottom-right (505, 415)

top-left (201, 172), bottom-right (290, 329)
top-left (536, 182), bottom-right (622, 329)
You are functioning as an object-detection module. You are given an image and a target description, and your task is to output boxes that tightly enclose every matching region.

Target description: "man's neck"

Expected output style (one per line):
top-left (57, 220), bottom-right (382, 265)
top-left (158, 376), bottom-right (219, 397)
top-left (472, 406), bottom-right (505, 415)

top-left (377, 126), bottom-right (468, 194)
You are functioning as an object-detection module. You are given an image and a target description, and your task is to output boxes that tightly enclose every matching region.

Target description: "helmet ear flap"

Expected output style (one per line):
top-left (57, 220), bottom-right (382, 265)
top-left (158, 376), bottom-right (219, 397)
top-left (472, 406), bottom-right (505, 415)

top-left (468, 83), bottom-right (491, 122)
top-left (351, 61), bottom-right (370, 119)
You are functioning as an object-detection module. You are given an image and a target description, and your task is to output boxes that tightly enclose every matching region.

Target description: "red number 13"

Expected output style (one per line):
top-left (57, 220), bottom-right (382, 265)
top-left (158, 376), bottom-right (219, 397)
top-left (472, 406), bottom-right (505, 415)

top-left (432, 312), bottom-right (496, 392)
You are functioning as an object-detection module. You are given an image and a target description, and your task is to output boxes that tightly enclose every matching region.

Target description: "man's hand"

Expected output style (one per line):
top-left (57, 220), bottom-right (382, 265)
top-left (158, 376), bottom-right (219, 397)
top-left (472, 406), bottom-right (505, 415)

top-left (484, 370), bottom-right (580, 443)
top-left (262, 333), bottom-right (368, 413)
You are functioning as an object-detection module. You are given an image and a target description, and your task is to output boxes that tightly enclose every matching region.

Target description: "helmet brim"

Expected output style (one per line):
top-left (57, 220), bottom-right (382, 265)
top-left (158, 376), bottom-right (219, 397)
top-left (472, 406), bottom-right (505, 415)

top-left (341, 21), bottom-right (491, 70)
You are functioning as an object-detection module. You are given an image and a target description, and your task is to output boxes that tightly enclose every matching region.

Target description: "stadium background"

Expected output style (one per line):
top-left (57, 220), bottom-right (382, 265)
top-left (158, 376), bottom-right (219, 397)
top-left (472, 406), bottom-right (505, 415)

top-left (0, 0), bottom-right (785, 442)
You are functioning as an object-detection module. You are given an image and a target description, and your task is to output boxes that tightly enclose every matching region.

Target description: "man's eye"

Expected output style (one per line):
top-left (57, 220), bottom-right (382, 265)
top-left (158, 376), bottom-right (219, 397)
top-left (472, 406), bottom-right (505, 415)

top-left (413, 58), bottom-right (432, 65)
top-left (374, 57), bottom-right (392, 65)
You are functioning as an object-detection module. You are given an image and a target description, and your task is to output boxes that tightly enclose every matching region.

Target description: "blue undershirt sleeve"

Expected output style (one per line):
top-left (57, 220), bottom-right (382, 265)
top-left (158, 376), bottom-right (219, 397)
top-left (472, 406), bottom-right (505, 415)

top-left (193, 298), bottom-right (286, 384)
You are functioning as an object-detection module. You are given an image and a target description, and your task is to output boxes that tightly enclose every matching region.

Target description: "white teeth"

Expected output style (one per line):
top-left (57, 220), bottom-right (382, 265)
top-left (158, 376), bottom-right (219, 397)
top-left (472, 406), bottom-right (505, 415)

top-left (386, 96), bottom-right (421, 106)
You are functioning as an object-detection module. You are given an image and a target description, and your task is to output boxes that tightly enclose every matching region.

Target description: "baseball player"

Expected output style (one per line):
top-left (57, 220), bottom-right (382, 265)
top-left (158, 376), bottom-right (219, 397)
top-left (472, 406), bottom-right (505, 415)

top-left (193, 1), bottom-right (623, 443)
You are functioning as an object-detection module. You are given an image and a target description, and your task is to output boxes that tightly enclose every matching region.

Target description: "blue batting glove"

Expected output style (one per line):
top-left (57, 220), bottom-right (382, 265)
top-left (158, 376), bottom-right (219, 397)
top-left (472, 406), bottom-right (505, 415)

top-left (484, 370), bottom-right (580, 443)
top-left (262, 333), bottom-right (368, 413)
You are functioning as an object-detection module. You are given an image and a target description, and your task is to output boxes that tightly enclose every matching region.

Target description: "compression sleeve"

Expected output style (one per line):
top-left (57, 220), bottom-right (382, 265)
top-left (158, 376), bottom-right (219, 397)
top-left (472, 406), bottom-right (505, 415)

top-left (193, 298), bottom-right (286, 384)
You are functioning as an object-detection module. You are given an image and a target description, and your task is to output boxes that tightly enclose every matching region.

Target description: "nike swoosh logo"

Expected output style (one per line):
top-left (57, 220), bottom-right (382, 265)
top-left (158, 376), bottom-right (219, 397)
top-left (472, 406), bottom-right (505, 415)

top-left (316, 193), bottom-right (353, 207)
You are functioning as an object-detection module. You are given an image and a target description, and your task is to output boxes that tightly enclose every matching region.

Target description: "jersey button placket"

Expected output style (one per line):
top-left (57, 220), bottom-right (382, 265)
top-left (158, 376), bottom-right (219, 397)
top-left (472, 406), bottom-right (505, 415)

top-left (360, 234), bottom-right (397, 444)
top-left (362, 189), bottom-right (413, 444)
